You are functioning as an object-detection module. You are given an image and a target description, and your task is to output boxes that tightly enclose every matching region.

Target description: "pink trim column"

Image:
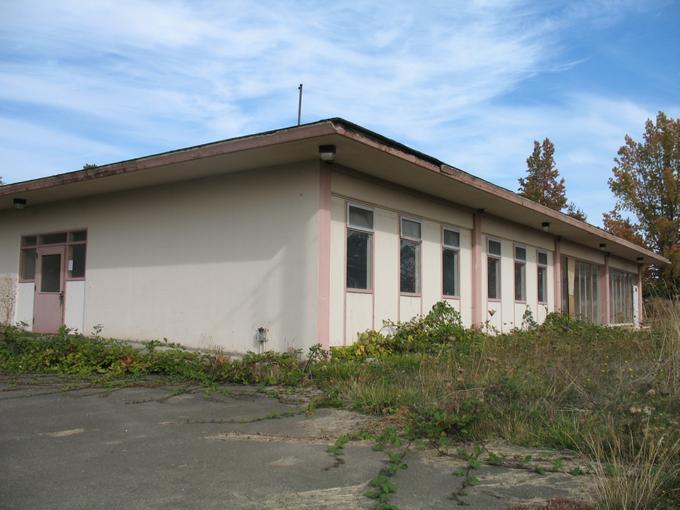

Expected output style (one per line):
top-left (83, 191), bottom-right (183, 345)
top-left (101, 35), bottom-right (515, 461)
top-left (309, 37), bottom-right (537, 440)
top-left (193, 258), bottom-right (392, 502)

top-left (602, 253), bottom-right (610, 325)
top-left (317, 164), bottom-right (331, 348)
top-left (553, 237), bottom-right (561, 312)
top-left (471, 212), bottom-right (483, 327)
top-left (638, 265), bottom-right (644, 326)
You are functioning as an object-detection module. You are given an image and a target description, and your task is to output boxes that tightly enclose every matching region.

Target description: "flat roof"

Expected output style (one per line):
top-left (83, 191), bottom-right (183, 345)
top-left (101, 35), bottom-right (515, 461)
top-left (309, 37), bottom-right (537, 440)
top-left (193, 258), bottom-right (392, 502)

top-left (0, 117), bottom-right (668, 266)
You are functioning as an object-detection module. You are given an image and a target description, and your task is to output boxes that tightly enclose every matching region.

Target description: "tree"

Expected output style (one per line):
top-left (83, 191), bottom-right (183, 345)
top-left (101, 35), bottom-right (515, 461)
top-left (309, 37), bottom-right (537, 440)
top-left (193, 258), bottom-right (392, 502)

top-left (605, 111), bottom-right (680, 289)
top-left (602, 210), bottom-right (644, 246)
top-left (518, 138), bottom-right (588, 222)
top-left (565, 202), bottom-right (587, 222)
top-left (518, 138), bottom-right (568, 211)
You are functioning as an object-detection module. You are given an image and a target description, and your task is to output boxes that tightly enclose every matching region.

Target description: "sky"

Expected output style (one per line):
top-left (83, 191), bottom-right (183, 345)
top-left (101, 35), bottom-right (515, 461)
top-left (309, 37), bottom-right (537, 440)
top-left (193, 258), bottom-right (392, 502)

top-left (1, 0), bottom-right (679, 225)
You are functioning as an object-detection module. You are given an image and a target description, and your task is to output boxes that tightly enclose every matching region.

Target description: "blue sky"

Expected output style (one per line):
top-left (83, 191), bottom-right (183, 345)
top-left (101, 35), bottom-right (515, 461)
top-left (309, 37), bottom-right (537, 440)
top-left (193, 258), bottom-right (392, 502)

top-left (1, 0), bottom-right (679, 225)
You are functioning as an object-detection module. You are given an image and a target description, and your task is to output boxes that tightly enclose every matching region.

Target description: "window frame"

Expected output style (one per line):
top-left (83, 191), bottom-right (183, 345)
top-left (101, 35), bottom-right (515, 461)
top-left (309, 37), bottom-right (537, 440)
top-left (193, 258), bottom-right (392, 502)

top-left (537, 251), bottom-right (548, 304)
top-left (513, 244), bottom-right (527, 303)
top-left (609, 269), bottom-right (635, 324)
top-left (487, 238), bottom-right (502, 301)
top-left (18, 229), bottom-right (88, 283)
top-left (573, 259), bottom-right (601, 324)
top-left (400, 216), bottom-right (422, 296)
top-left (346, 203), bottom-right (374, 233)
top-left (18, 247), bottom-right (37, 283)
top-left (345, 203), bottom-right (374, 293)
top-left (441, 226), bottom-right (460, 298)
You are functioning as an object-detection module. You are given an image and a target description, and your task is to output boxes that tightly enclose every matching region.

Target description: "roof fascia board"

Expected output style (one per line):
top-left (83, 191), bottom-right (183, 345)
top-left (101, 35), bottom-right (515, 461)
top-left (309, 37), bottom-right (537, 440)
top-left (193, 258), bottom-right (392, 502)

top-left (0, 121), bottom-right (336, 198)
top-left (330, 119), bottom-right (668, 266)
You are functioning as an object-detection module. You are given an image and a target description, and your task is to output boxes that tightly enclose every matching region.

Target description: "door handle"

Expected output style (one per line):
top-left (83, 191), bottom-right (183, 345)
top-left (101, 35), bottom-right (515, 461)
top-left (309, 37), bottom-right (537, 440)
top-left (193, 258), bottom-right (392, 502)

top-left (59, 291), bottom-right (64, 304)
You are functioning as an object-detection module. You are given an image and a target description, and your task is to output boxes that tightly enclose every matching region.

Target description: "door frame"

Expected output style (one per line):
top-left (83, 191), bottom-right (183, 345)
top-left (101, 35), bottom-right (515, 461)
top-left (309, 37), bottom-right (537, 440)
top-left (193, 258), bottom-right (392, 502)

top-left (34, 245), bottom-right (67, 333)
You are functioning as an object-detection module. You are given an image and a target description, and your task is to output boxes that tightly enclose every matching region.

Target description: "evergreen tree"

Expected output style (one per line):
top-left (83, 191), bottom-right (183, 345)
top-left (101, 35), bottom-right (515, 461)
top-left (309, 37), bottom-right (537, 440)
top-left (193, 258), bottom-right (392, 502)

top-left (518, 138), bottom-right (568, 211)
top-left (565, 202), bottom-right (587, 222)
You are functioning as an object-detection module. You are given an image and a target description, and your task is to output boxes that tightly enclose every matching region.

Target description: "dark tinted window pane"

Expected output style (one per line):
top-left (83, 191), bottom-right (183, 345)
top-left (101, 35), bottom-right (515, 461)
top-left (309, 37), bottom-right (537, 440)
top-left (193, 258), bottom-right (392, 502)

top-left (537, 266), bottom-right (546, 303)
top-left (400, 239), bottom-right (419, 293)
top-left (515, 246), bottom-right (526, 261)
top-left (443, 249), bottom-right (458, 296)
top-left (68, 244), bottom-right (86, 278)
top-left (347, 230), bottom-right (370, 289)
top-left (41, 254), bottom-right (61, 292)
top-left (40, 233), bottom-right (67, 245)
top-left (401, 219), bottom-right (421, 239)
top-left (443, 229), bottom-right (459, 247)
top-left (348, 206), bottom-right (373, 230)
top-left (22, 236), bottom-right (37, 247)
top-left (514, 262), bottom-right (526, 301)
top-left (21, 249), bottom-right (36, 280)
top-left (488, 240), bottom-right (501, 256)
top-left (538, 252), bottom-right (548, 265)
top-left (487, 257), bottom-right (499, 299)
top-left (70, 230), bottom-right (87, 242)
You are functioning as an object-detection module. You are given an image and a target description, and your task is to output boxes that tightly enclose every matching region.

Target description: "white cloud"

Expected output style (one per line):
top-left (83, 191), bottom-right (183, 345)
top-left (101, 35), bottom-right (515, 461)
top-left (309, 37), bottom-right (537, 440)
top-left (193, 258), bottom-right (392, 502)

top-left (0, 0), bottom-right (676, 226)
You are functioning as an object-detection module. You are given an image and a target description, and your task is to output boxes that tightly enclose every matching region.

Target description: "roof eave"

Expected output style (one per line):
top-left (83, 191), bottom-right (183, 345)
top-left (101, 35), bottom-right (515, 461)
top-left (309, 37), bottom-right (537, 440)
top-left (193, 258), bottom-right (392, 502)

top-left (0, 117), bottom-right (669, 267)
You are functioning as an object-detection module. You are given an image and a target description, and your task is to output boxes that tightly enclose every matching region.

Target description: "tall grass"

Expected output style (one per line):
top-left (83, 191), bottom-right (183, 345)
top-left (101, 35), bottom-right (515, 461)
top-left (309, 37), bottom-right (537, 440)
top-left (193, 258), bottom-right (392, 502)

top-left (315, 301), bottom-right (680, 507)
top-left (646, 296), bottom-right (680, 398)
top-left (2, 298), bottom-right (679, 507)
top-left (587, 421), bottom-right (680, 509)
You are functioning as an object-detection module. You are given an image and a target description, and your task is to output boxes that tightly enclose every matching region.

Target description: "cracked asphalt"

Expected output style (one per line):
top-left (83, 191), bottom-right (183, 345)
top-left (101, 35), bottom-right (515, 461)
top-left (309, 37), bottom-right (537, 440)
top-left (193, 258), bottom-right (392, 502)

top-left (0, 377), bottom-right (594, 509)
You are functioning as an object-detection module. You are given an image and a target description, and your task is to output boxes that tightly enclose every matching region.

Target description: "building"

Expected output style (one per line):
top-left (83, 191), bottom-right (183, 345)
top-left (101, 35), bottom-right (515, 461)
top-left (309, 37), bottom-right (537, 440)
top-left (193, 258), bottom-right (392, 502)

top-left (0, 119), bottom-right (668, 352)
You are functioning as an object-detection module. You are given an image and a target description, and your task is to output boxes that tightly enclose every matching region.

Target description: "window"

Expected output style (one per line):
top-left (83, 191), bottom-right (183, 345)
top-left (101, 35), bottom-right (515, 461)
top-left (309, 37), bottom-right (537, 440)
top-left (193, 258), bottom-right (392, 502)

top-left (69, 230), bottom-right (87, 242)
top-left (20, 248), bottom-right (36, 281)
top-left (40, 254), bottom-right (62, 292)
top-left (400, 217), bottom-right (421, 294)
top-left (18, 231), bottom-right (87, 282)
top-left (537, 252), bottom-right (548, 303)
top-left (487, 239), bottom-right (501, 300)
top-left (346, 205), bottom-right (373, 290)
top-left (40, 232), bottom-right (67, 245)
top-left (68, 244), bottom-right (87, 279)
top-left (574, 261), bottom-right (600, 324)
top-left (442, 228), bottom-right (460, 297)
top-left (514, 246), bottom-right (526, 301)
top-left (610, 270), bottom-right (635, 324)
top-left (561, 256), bottom-right (570, 313)
top-left (22, 236), bottom-right (37, 247)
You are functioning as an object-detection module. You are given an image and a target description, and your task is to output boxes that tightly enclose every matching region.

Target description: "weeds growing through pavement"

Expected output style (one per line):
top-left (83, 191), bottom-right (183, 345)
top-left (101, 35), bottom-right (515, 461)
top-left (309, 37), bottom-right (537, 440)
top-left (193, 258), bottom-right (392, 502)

top-left (2, 295), bottom-right (680, 508)
top-left (364, 427), bottom-right (410, 510)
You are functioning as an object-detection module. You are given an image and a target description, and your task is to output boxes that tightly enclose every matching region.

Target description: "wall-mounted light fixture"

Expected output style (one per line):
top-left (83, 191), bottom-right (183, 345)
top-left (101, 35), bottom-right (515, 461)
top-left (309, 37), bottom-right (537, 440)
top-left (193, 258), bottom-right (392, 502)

top-left (636, 256), bottom-right (644, 263)
top-left (319, 144), bottom-right (336, 163)
top-left (256, 326), bottom-right (269, 344)
top-left (541, 222), bottom-right (550, 232)
top-left (599, 243), bottom-right (607, 250)
top-left (13, 198), bottom-right (27, 209)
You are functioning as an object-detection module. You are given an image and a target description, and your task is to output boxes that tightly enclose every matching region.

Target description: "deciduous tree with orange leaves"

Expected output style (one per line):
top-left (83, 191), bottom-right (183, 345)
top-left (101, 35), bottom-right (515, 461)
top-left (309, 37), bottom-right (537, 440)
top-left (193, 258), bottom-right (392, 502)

top-left (604, 112), bottom-right (680, 290)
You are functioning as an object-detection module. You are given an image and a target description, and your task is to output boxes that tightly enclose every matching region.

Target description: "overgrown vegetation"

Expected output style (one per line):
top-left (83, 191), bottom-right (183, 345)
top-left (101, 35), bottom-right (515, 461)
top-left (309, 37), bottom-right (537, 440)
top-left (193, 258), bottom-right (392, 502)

top-left (0, 328), bottom-right (307, 385)
top-left (1, 299), bottom-right (679, 508)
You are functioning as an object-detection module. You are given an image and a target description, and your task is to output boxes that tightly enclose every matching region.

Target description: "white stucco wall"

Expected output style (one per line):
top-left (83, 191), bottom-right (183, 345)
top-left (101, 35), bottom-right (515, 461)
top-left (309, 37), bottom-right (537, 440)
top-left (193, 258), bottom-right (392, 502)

top-left (329, 170), bottom-right (474, 345)
top-left (609, 255), bottom-right (639, 274)
top-left (0, 162), bottom-right (321, 352)
top-left (64, 280), bottom-right (85, 332)
top-left (561, 240), bottom-right (605, 265)
top-left (328, 170), bottom-right (568, 342)
top-left (14, 282), bottom-right (33, 327)
top-left (480, 216), bottom-right (555, 333)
